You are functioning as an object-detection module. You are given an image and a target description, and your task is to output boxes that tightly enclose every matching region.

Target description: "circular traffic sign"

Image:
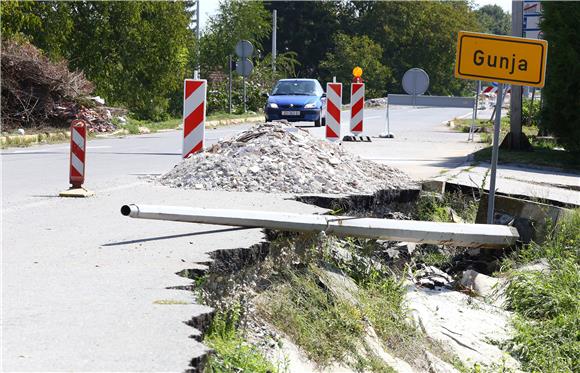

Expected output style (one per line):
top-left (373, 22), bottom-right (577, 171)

top-left (235, 40), bottom-right (254, 58)
top-left (352, 66), bottom-right (363, 78)
top-left (236, 59), bottom-right (254, 77)
top-left (402, 68), bottom-right (429, 95)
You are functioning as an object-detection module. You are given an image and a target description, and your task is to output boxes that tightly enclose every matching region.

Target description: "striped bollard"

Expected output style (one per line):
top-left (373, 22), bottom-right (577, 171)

top-left (325, 82), bottom-right (342, 142)
top-left (60, 119), bottom-right (94, 197)
top-left (350, 82), bottom-right (364, 135)
top-left (183, 79), bottom-right (207, 158)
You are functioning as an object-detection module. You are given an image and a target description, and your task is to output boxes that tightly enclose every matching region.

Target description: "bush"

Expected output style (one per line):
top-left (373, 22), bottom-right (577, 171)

top-left (540, 2), bottom-right (580, 151)
top-left (503, 209), bottom-right (580, 372)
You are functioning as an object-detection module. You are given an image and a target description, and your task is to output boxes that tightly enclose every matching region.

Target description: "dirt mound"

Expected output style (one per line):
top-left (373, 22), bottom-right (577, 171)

top-left (159, 122), bottom-right (415, 194)
top-left (1, 38), bottom-right (118, 132)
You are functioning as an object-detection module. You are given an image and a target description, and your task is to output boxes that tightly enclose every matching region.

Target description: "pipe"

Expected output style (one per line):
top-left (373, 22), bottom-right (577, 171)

top-left (120, 204), bottom-right (519, 249)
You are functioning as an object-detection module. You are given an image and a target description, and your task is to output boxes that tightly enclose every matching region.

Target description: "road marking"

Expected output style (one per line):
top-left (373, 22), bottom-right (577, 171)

top-left (9, 145), bottom-right (111, 154)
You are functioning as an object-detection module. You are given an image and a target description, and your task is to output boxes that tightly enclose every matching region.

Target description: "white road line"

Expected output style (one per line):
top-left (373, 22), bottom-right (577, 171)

top-left (9, 145), bottom-right (111, 154)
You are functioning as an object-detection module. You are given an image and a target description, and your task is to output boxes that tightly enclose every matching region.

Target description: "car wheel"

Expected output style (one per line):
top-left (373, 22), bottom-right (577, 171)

top-left (314, 118), bottom-right (321, 127)
top-left (321, 116), bottom-right (326, 126)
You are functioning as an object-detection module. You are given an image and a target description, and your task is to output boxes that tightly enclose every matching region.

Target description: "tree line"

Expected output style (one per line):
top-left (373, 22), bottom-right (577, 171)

top-left (5, 0), bottom-right (577, 152)
top-left (1, 0), bottom-right (513, 119)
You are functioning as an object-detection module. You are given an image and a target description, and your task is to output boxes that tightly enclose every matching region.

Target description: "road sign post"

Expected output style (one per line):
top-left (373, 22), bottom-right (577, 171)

top-left (235, 40), bottom-right (254, 113)
top-left (455, 30), bottom-right (548, 224)
top-left (487, 83), bottom-right (503, 224)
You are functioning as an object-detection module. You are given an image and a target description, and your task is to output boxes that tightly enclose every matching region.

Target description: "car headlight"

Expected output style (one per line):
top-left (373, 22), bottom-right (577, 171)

top-left (268, 103), bottom-right (279, 109)
top-left (304, 102), bottom-right (317, 109)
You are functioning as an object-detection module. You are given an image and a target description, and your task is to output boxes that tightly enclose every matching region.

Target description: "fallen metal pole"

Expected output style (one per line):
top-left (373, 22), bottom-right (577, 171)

top-left (121, 205), bottom-right (519, 249)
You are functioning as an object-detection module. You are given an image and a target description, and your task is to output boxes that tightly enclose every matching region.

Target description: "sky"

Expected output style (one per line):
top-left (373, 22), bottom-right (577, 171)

top-left (198, 0), bottom-right (513, 32)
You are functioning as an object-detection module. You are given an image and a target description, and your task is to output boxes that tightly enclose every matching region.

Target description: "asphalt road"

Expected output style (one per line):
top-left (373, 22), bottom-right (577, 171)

top-left (2, 106), bottom-right (476, 210)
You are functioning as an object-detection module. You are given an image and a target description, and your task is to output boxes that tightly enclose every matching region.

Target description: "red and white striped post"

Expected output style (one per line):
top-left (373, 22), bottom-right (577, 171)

top-left (60, 119), bottom-right (94, 196)
top-left (182, 79), bottom-right (207, 158)
top-left (350, 83), bottom-right (365, 135)
top-left (69, 119), bottom-right (86, 188)
top-left (325, 82), bottom-right (342, 142)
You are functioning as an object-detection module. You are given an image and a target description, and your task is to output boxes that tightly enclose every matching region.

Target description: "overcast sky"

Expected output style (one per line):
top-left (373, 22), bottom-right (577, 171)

top-left (199, 0), bottom-right (514, 32)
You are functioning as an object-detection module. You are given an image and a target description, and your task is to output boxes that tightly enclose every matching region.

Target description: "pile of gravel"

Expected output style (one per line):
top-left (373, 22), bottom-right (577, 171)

top-left (158, 122), bottom-right (414, 194)
top-left (365, 97), bottom-right (388, 108)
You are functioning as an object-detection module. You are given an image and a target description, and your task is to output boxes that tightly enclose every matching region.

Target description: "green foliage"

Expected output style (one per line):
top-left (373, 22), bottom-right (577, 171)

top-left (201, 0), bottom-right (270, 72)
top-left (475, 5), bottom-right (511, 35)
top-left (320, 34), bottom-right (391, 99)
top-left (204, 304), bottom-right (277, 373)
top-left (415, 192), bottom-right (478, 223)
top-left (356, 1), bottom-right (480, 96)
top-left (3, 1), bottom-right (196, 121)
top-left (258, 266), bottom-right (367, 368)
top-left (502, 209), bottom-right (580, 372)
top-left (207, 51), bottom-right (299, 114)
top-left (540, 2), bottom-right (580, 152)
top-left (262, 1), bottom-right (348, 78)
top-left (521, 98), bottom-right (541, 127)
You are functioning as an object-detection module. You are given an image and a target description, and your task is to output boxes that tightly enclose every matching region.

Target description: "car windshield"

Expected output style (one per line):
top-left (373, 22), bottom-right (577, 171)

top-left (272, 81), bottom-right (317, 96)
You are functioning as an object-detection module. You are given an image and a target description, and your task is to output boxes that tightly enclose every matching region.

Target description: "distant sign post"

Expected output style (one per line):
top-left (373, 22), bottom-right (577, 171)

top-left (455, 30), bottom-right (548, 224)
top-left (235, 40), bottom-right (254, 112)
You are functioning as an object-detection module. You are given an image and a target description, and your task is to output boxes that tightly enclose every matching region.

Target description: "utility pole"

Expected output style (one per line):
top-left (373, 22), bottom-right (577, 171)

top-left (229, 55), bottom-right (233, 114)
top-left (193, 0), bottom-right (201, 79)
top-left (272, 9), bottom-right (277, 75)
top-left (509, 0), bottom-right (524, 149)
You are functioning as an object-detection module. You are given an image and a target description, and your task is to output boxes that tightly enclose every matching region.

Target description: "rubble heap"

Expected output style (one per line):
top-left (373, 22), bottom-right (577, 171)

top-left (1, 38), bottom-right (119, 132)
top-left (159, 122), bottom-right (414, 194)
top-left (365, 97), bottom-right (388, 108)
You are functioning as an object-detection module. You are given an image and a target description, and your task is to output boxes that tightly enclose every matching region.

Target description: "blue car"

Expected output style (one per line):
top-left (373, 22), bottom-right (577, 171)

top-left (264, 79), bottom-right (326, 127)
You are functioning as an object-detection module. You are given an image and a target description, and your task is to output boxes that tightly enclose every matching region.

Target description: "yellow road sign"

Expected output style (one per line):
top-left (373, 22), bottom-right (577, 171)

top-left (352, 66), bottom-right (363, 78)
top-left (455, 31), bottom-right (548, 87)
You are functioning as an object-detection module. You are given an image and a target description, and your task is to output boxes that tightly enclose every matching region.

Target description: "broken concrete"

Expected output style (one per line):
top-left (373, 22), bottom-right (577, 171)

top-left (406, 282), bottom-right (520, 370)
top-left (159, 122), bottom-right (415, 194)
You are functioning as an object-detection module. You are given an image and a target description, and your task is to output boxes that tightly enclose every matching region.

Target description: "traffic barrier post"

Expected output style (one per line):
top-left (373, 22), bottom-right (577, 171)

top-left (59, 119), bottom-right (94, 197)
top-left (325, 82), bottom-right (342, 142)
top-left (183, 79), bottom-right (207, 158)
top-left (350, 82), bottom-right (364, 135)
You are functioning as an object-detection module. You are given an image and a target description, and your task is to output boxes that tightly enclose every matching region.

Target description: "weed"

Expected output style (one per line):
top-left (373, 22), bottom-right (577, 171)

top-left (204, 304), bottom-right (277, 373)
top-left (415, 192), bottom-right (478, 223)
top-left (153, 299), bottom-right (189, 305)
top-left (256, 266), bottom-right (367, 368)
top-left (421, 251), bottom-right (453, 267)
top-left (501, 209), bottom-right (580, 372)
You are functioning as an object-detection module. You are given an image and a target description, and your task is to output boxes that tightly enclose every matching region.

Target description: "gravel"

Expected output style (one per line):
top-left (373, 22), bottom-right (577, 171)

top-left (158, 122), bottom-right (414, 194)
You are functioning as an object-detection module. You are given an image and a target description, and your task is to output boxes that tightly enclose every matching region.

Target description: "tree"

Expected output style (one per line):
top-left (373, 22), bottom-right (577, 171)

top-left (200, 0), bottom-right (270, 73)
top-left (356, 1), bottom-right (480, 96)
top-left (262, 1), bottom-right (347, 78)
top-left (2, 1), bottom-right (196, 120)
top-left (320, 34), bottom-right (391, 98)
top-left (540, 2), bottom-right (580, 152)
top-left (475, 5), bottom-right (511, 35)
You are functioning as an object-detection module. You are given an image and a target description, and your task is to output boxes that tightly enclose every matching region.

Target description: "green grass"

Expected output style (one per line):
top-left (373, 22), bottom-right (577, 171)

top-left (116, 117), bottom-right (181, 134)
top-left (473, 145), bottom-right (580, 171)
top-left (500, 209), bottom-right (580, 372)
top-left (415, 192), bottom-right (479, 223)
top-left (256, 265), bottom-right (379, 370)
top-left (204, 304), bottom-right (278, 373)
top-left (452, 117), bottom-right (536, 145)
top-left (453, 117), bottom-right (580, 171)
top-left (207, 111), bottom-right (263, 121)
top-left (117, 112), bottom-right (263, 135)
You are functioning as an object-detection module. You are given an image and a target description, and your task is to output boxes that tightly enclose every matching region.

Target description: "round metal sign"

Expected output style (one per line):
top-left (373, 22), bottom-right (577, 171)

top-left (402, 68), bottom-right (429, 95)
top-left (235, 40), bottom-right (254, 58)
top-left (236, 58), bottom-right (254, 77)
